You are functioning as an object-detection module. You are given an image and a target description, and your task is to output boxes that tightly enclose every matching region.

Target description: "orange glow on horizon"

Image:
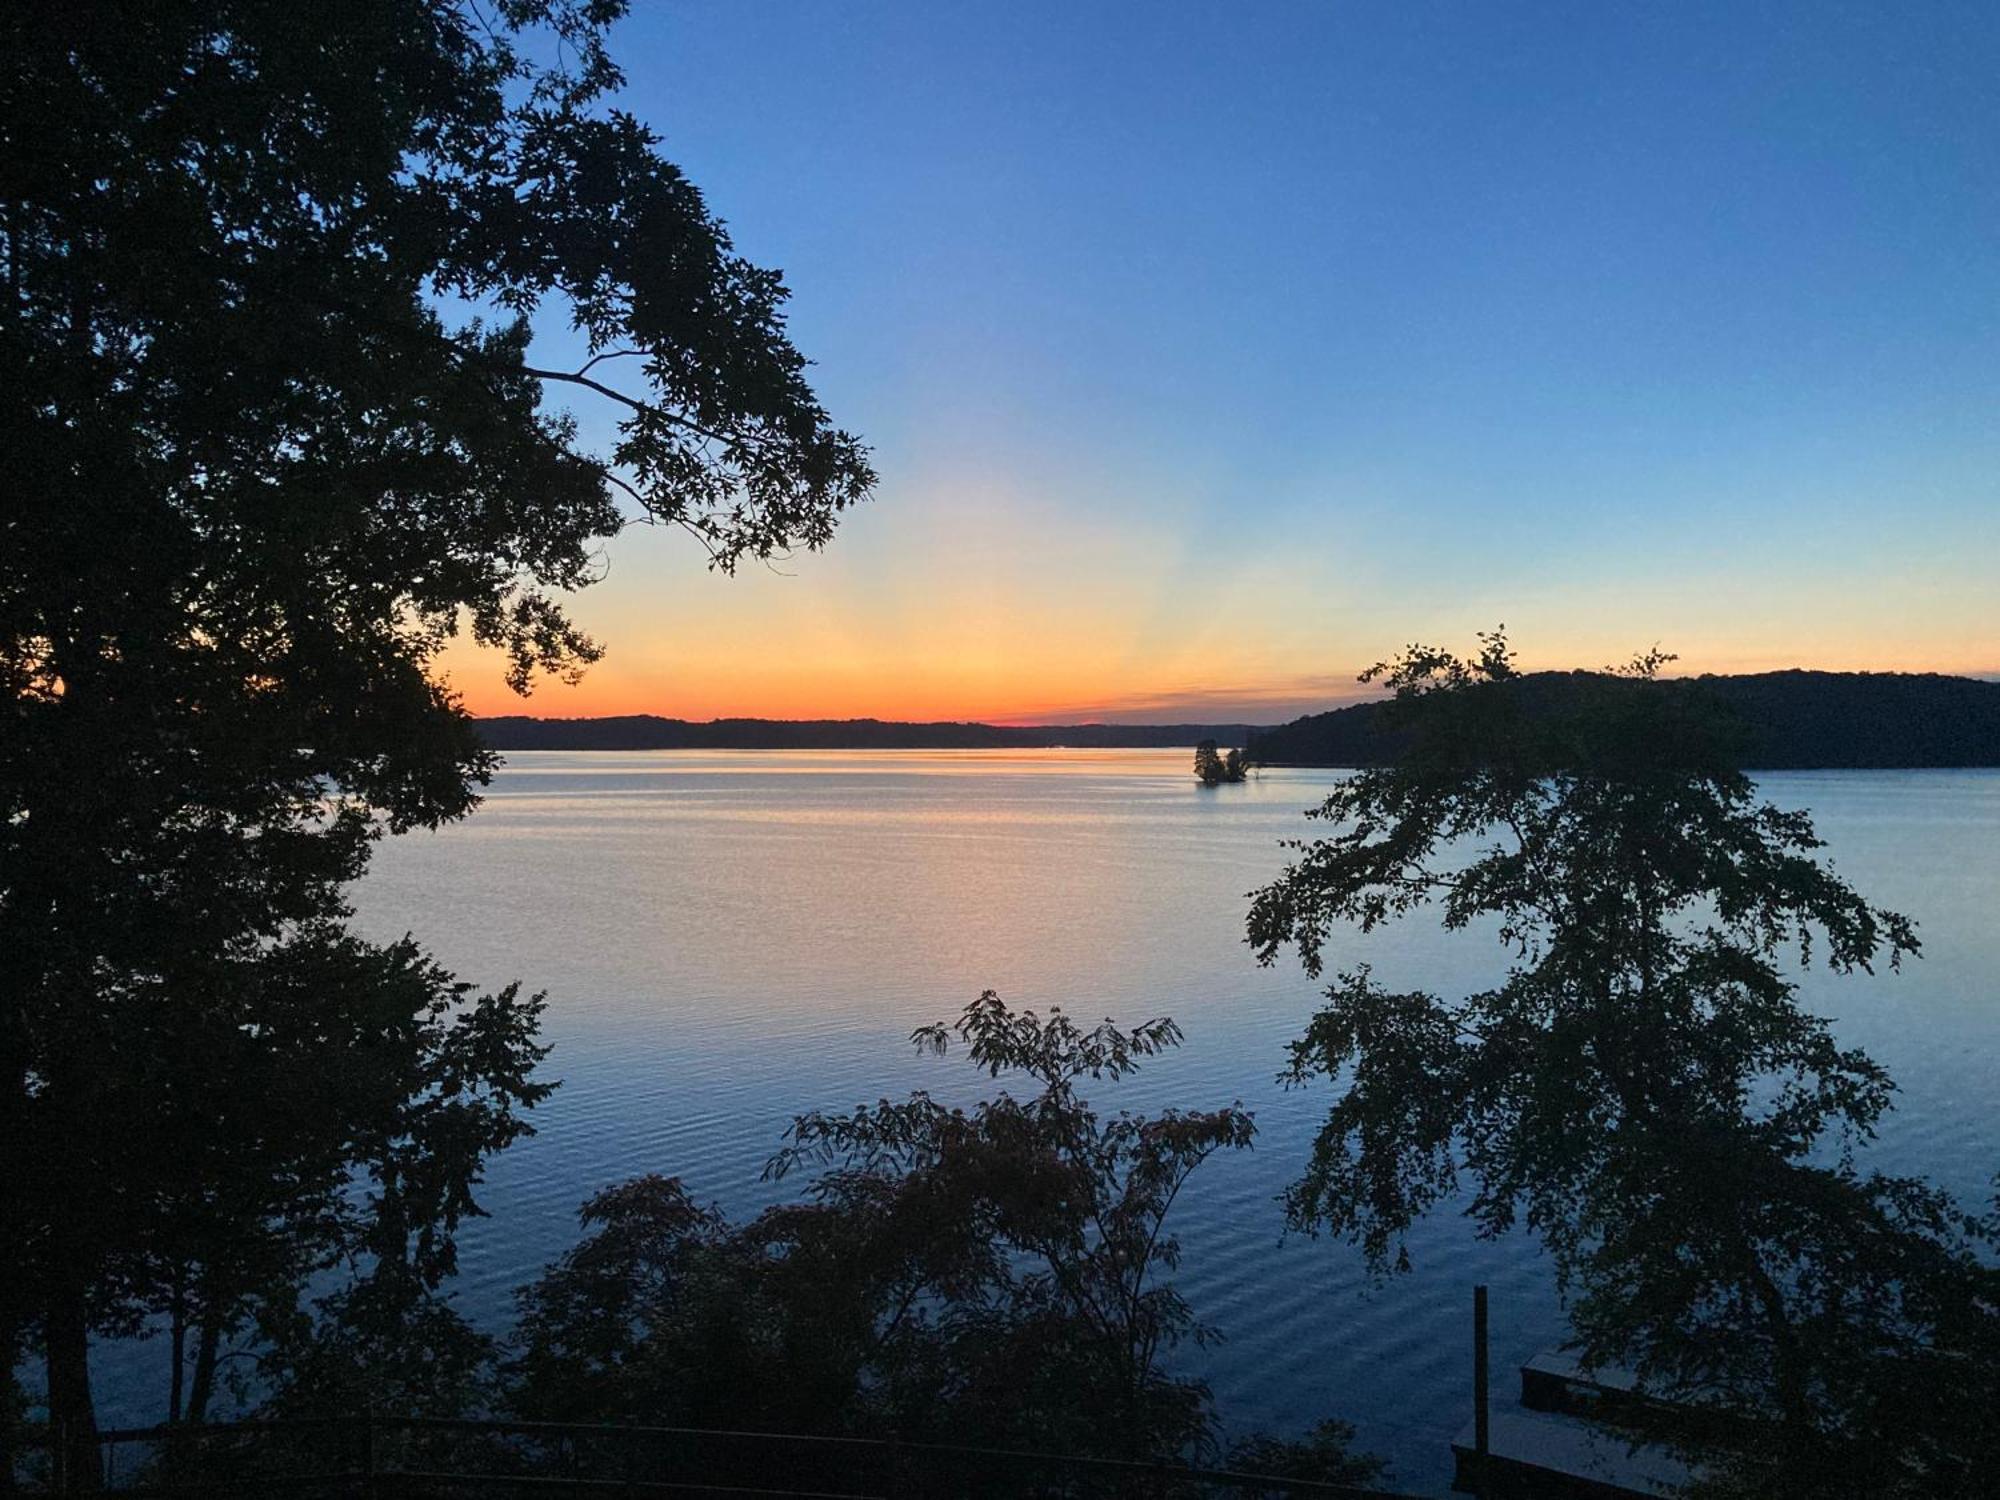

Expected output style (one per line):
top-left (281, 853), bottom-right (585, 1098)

top-left (432, 465), bottom-right (1999, 727)
top-left (441, 644), bottom-right (1385, 726)
top-left (440, 637), bottom-right (2000, 726)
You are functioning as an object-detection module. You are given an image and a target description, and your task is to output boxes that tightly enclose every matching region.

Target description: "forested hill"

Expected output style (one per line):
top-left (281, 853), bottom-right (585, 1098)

top-left (1247, 670), bottom-right (2000, 769)
top-left (475, 717), bottom-right (1263, 751)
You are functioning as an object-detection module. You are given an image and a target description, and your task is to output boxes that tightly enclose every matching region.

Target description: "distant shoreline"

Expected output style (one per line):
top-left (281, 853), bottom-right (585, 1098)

top-left (1248, 669), bottom-right (2000, 771)
top-left (474, 716), bottom-right (1266, 752)
top-left (476, 670), bottom-right (2000, 768)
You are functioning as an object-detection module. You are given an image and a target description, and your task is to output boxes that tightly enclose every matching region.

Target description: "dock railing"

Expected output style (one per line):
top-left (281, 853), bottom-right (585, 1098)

top-left (6, 1414), bottom-right (1423, 1499)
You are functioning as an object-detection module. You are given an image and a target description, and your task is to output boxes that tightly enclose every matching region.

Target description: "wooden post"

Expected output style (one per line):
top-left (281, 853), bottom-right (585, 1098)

top-left (1473, 1283), bottom-right (1491, 1496)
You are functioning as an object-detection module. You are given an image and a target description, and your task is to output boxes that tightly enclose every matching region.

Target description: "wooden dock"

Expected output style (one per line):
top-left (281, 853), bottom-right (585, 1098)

top-left (1451, 1350), bottom-right (1698, 1499)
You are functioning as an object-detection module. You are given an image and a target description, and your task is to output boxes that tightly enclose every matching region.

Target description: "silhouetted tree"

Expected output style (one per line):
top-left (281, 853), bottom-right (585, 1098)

top-left (1247, 630), bottom-right (1998, 1496)
top-left (2, 0), bottom-right (871, 1477)
top-left (89, 935), bottom-right (517, 1418)
top-left (509, 995), bottom-right (1375, 1480)
top-left (133, 933), bottom-right (549, 1427)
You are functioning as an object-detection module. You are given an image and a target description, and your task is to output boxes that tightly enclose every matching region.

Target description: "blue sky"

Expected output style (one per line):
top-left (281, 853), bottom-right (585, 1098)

top-left (461, 1), bottom-right (2000, 722)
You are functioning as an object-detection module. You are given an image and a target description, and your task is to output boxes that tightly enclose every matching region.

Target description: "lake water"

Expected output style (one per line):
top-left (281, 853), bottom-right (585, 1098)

top-left (116, 753), bottom-right (2000, 1494)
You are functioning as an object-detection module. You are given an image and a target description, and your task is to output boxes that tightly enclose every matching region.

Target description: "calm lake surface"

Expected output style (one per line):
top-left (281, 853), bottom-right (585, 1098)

top-left (132, 752), bottom-right (2000, 1494)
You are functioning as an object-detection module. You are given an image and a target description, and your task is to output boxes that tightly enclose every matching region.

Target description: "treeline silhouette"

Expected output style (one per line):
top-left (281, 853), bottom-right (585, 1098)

top-left (1249, 669), bottom-right (2000, 768)
top-left (481, 669), bottom-right (2000, 766)
top-left (477, 716), bottom-right (1264, 751)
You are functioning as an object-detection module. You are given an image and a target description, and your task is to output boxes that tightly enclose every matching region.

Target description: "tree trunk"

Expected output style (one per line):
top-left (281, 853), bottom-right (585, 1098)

top-left (167, 1281), bottom-right (186, 1426)
top-left (0, 1291), bottom-right (20, 1496)
top-left (1, 944), bottom-right (34, 1496)
top-left (185, 1317), bottom-right (221, 1429)
top-left (44, 1272), bottom-right (100, 1493)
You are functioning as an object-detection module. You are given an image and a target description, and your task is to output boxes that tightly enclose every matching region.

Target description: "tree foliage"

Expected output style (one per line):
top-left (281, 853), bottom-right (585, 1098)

top-left (2, 0), bottom-right (872, 1473)
top-left (1222, 1420), bottom-right (1389, 1494)
top-left (507, 994), bottom-right (1376, 1479)
top-left (1246, 630), bottom-right (1998, 1496)
top-left (121, 932), bottom-right (550, 1427)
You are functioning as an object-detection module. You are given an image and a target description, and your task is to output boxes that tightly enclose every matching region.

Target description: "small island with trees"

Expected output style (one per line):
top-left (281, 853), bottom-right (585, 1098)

top-left (1193, 739), bottom-right (1251, 785)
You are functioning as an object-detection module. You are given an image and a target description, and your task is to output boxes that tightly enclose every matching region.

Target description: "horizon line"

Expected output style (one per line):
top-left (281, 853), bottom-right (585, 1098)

top-left (471, 662), bottom-right (2000, 728)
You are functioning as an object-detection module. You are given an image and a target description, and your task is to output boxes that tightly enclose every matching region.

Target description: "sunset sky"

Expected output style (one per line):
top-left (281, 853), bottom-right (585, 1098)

top-left (446, 1), bottom-right (2000, 724)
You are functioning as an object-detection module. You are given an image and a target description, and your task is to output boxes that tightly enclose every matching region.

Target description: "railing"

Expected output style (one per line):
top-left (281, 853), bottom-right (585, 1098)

top-left (7, 1415), bottom-right (1421, 1499)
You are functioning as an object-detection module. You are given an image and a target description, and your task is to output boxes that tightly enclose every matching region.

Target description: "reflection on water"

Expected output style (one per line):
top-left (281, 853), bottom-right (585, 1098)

top-left (132, 752), bottom-right (2000, 1494)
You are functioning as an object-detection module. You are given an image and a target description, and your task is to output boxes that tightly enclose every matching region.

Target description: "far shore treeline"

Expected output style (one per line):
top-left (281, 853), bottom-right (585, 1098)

top-left (475, 716), bottom-right (1265, 751)
top-left (1252, 669), bottom-right (2000, 768)
top-left (477, 669), bottom-right (2000, 766)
